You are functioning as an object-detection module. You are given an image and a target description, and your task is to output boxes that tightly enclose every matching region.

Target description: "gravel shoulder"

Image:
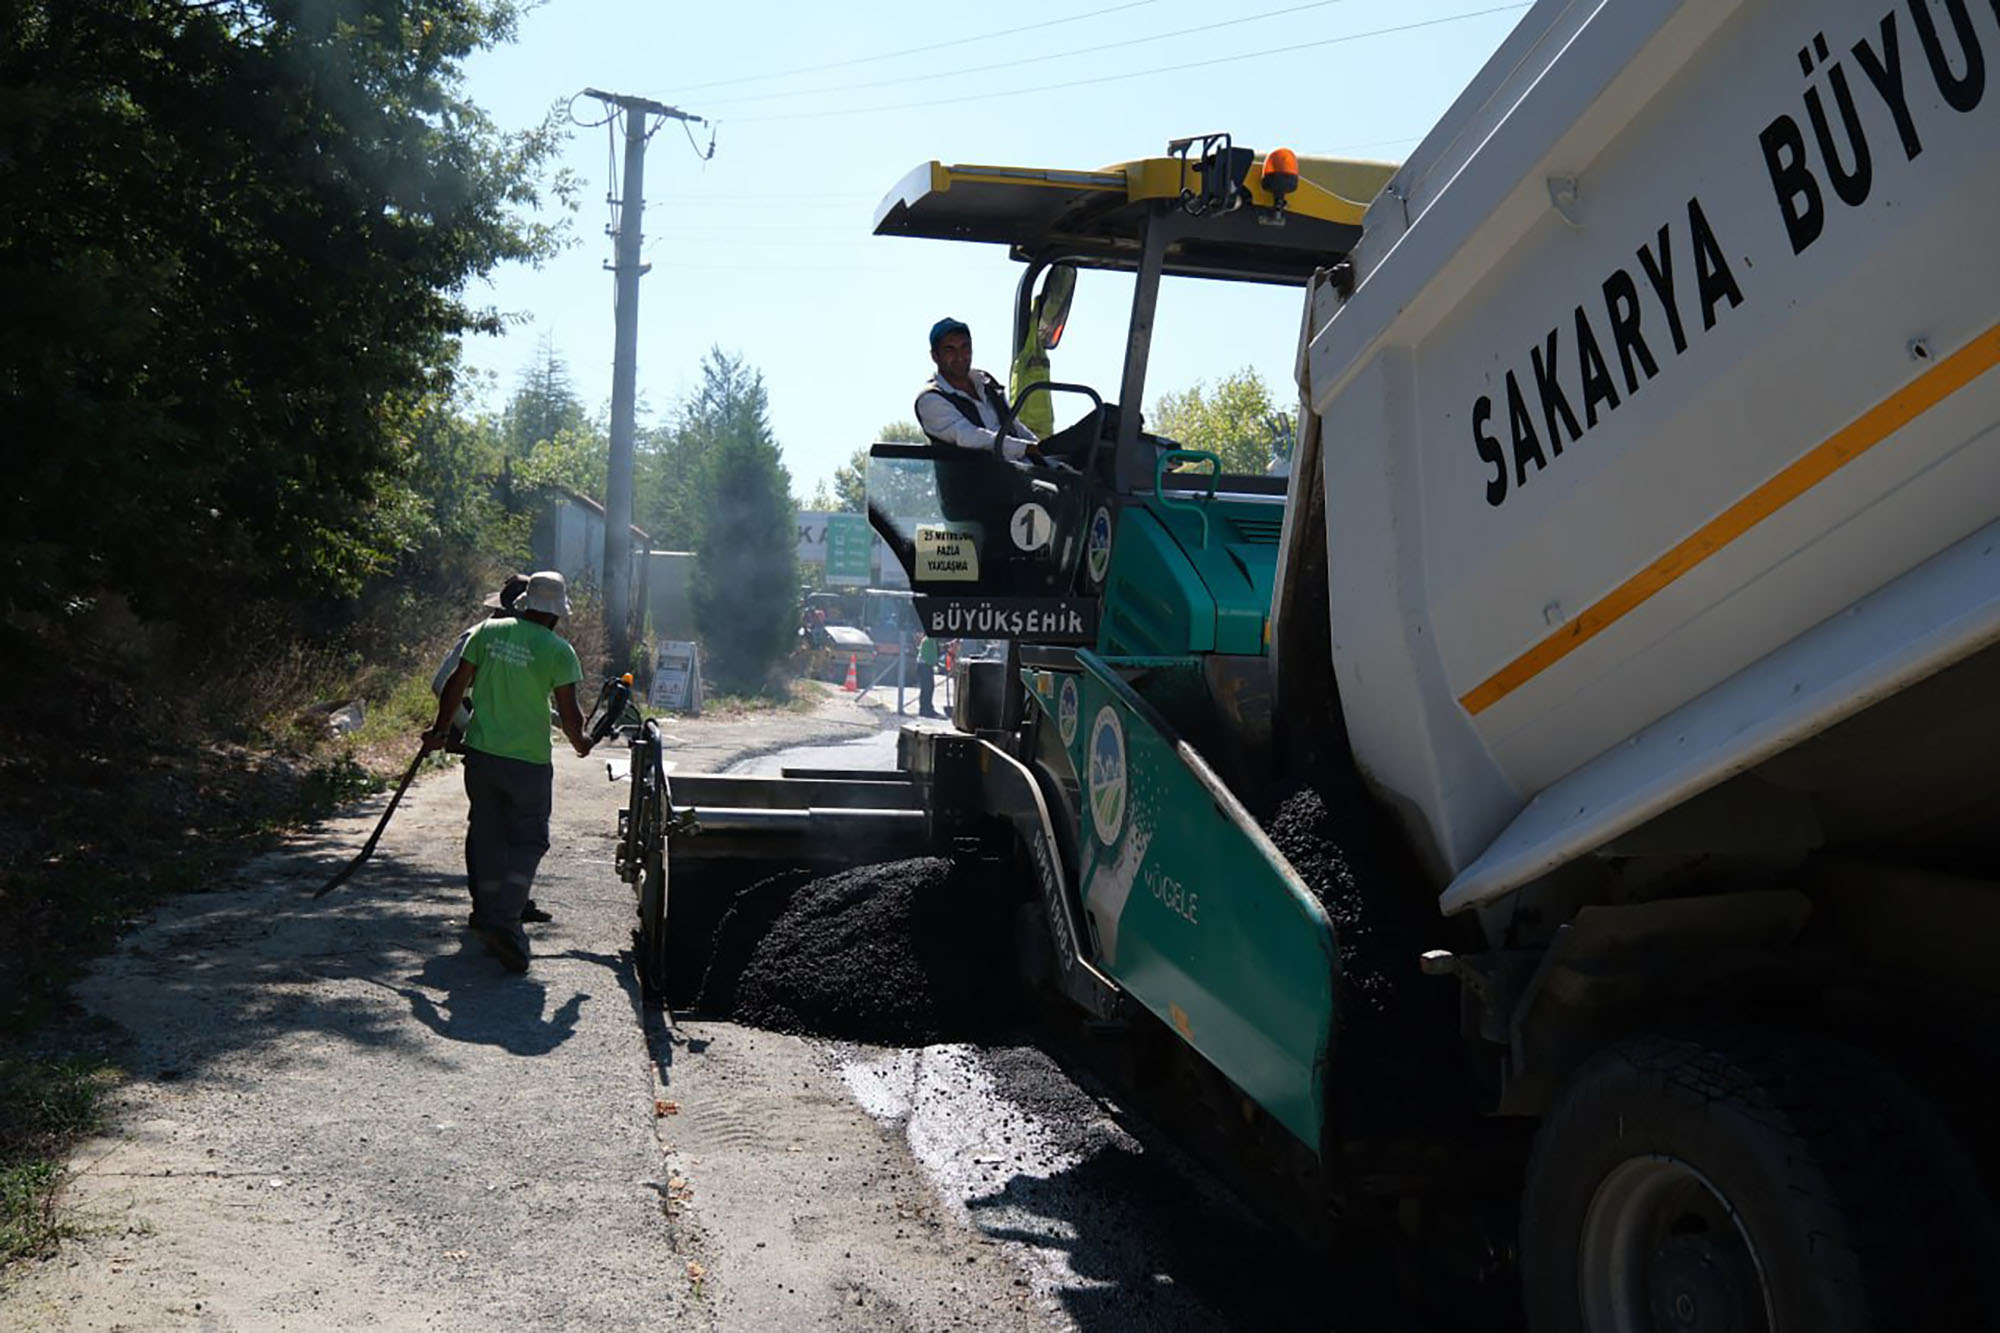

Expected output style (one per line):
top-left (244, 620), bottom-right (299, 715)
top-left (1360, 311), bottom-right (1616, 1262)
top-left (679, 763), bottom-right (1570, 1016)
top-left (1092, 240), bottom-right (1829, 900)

top-left (0, 689), bottom-right (1028, 1332)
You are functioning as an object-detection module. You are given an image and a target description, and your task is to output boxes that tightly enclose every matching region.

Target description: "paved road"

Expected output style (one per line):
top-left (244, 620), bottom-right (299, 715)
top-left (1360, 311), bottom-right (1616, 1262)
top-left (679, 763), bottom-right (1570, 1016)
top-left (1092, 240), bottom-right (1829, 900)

top-left (702, 732), bottom-right (1427, 1333)
top-left (4, 694), bottom-right (1450, 1331)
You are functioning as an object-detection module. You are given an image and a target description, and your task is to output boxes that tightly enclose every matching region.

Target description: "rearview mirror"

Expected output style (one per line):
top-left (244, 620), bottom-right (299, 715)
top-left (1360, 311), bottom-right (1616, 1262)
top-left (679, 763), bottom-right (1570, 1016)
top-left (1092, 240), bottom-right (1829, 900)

top-left (1034, 264), bottom-right (1076, 351)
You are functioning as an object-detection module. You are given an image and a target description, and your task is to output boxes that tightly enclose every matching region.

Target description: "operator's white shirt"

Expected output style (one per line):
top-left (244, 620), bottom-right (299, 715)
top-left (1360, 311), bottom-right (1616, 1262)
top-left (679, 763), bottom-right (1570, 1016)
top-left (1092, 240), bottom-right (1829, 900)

top-left (916, 371), bottom-right (1039, 461)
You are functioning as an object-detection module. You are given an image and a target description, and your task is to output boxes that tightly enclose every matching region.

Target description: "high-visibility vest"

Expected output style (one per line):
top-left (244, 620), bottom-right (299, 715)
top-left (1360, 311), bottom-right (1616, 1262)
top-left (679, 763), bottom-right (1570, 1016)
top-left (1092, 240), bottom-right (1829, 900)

top-left (1010, 343), bottom-right (1053, 438)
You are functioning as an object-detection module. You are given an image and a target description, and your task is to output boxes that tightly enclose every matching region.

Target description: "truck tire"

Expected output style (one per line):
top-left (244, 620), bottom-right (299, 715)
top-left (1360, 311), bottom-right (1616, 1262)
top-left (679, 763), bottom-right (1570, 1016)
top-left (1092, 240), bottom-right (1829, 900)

top-left (1520, 1030), bottom-right (2000, 1333)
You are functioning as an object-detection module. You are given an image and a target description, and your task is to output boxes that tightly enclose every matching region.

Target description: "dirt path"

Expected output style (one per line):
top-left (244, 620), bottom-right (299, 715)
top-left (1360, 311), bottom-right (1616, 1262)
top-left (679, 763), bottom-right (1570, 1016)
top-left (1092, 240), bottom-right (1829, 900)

top-left (0, 690), bottom-right (1046, 1331)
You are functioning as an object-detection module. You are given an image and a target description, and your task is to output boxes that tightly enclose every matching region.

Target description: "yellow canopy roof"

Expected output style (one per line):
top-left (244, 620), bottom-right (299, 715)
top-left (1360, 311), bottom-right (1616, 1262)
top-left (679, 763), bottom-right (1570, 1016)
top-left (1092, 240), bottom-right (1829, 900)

top-left (872, 151), bottom-right (1396, 285)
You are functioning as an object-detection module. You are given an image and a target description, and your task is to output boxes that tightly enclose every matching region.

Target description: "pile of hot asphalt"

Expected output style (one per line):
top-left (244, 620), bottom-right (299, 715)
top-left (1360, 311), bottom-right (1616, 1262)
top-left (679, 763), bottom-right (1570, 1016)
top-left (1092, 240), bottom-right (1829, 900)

top-left (1262, 765), bottom-right (1465, 1134)
top-left (686, 766), bottom-right (1459, 1129)
top-left (694, 856), bottom-right (1018, 1045)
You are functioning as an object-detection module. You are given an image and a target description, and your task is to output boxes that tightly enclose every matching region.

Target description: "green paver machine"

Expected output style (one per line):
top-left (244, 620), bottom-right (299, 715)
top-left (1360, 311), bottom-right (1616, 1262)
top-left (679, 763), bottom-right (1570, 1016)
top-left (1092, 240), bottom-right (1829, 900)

top-left (623, 134), bottom-right (1402, 1165)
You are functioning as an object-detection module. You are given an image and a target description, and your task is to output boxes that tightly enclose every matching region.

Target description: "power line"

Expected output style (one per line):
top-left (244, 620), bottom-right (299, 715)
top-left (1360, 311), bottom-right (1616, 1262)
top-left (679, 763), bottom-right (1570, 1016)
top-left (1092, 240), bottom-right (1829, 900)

top-left (654, 192), bottom-right (872, 204)
top-left (658, 0), bottom-right (1159, 95)
top-left (651, 199), bottom-right (873, 210)
top-left (731, 5), bottom-right (1528, 124)
top-left (699, 0), bottom-right (1362, 110)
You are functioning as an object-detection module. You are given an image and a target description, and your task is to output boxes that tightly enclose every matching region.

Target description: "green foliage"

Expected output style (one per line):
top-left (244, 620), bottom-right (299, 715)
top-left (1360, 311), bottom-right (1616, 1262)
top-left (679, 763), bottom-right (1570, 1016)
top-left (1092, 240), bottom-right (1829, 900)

top-left (0, 1055), bottom-right (105, 1262)
top-left (502, 337), bottom-right (593, 458)
top-left (637, 347), bottom-right (776, 550)
top-left (1149, 367), bottom-right (1297, 475)
top-left (820, 448), bottom-right (868, 513)
top-left (684, 350), bottom-right (799, 693)
top-left (0, 0), bottom-right (571, 625)
top-left (396, 385), bottom-right (534, 573)
top-left (512, 423), bottom-right (609, 500)
top-left (815, 422), bottom-right (926, 513)
top-left (635, 420), bottom-right (704, 550)
top-left (354, 670), bottom-right (454, 749)
top-left (1, 1158), bottom-right (72, 1262)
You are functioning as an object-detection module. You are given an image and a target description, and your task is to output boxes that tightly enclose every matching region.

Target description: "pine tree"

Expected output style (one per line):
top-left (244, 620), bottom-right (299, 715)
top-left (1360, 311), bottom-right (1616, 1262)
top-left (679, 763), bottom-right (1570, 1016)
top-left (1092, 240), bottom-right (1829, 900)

top-left (502, 338), bottom-right (592, 459)
top-left (684, 349), bottom-right (798, 693)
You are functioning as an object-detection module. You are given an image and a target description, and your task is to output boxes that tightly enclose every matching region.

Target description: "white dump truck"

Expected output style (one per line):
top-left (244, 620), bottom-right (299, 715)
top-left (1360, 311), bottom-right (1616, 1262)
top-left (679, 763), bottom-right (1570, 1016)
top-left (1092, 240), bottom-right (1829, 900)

top-left (1276, 0), bottom-right (2000, 1324)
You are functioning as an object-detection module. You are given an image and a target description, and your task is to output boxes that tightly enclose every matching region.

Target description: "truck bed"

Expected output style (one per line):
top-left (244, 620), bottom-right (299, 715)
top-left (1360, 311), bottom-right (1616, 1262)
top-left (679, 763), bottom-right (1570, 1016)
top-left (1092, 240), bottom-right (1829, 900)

top-left (1302, 0), bottom-right (2000, 909)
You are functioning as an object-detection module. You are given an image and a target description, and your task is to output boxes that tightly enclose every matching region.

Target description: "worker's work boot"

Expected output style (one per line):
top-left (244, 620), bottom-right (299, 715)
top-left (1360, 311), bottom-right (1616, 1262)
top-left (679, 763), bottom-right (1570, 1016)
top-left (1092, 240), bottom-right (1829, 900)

top-left (470, 919), bottom-right (530, 973)
top-left (465, 900), bottom-right (553, 926)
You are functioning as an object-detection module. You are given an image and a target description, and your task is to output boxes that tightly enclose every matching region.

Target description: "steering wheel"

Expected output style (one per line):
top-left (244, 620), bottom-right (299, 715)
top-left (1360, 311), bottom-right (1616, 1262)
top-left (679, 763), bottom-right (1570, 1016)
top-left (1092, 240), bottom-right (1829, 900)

top-left (996, 381), bottom-right (1105, 475)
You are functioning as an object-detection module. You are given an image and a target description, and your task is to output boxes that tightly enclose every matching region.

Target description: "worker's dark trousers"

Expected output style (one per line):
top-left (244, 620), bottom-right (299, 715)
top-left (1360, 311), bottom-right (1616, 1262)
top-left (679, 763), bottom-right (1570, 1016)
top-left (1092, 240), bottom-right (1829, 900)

top-left (917, 663), bottom-right (936, 715)
top-left (462, 750), bottom-right (552, 928)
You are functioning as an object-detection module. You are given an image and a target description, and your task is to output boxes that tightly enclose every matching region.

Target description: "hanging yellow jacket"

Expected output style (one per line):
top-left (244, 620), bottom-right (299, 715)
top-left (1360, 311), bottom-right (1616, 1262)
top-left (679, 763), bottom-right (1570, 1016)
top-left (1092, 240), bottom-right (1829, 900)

top-left (1010, 341), bottom-right (1053, 438)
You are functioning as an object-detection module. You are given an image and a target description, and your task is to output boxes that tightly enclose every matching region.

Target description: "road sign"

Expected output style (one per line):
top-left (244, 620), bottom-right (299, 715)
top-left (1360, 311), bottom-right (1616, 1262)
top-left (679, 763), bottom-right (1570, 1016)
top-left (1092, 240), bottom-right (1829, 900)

top-left (824, 512), bottom-right (874, 587)
top-left (650, 640), bottom-right (703, 714)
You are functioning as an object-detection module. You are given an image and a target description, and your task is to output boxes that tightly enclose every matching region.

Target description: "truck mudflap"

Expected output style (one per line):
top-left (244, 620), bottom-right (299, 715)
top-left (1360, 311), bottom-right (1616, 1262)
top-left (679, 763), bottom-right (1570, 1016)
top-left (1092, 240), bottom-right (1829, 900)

top-left (1067, 649), bottom-right (1338, 1152)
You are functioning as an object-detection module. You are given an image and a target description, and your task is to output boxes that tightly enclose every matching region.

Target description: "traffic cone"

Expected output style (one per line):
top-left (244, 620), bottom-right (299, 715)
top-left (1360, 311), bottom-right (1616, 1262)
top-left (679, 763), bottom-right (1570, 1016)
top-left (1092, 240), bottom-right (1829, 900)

top-left (842, 654), bottom-right (859, 692)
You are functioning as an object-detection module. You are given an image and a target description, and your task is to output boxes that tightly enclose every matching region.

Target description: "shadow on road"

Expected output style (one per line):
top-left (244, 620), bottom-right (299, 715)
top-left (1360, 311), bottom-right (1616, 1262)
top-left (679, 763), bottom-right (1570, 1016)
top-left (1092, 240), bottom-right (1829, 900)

top-left (392, 942), bottom-right (588, 1055)
top-left (966, 1146), bottom-right (1442, 1333)
top-left (64, 848), bottom-right (599, 1081)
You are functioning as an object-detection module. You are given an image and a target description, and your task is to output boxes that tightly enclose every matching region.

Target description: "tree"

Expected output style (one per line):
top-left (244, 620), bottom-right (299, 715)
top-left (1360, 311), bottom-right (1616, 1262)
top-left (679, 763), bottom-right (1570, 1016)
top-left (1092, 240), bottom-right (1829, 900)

top-left (634, 347), bottom-right (768, 551)
top-left (397, 385), bottom-right (531, 569)
top-left (682, 350), bottom-right (798, 693)
top-left (1149, 368), bottom-right (1296, 476)
top-left (512, 423), bottom-right (609, 501)
top-left (813, 422), bottom-right (925, 513)
top-left (502, 338), bottom-right (592, 458)
top-left (0, 0), bottom-right (571, 626)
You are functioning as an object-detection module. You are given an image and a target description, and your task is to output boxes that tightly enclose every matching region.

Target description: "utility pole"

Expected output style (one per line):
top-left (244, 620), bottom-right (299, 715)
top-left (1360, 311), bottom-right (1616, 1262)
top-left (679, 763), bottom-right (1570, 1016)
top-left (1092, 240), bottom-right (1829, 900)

top-left (583, 87), bottom-right (703, 675)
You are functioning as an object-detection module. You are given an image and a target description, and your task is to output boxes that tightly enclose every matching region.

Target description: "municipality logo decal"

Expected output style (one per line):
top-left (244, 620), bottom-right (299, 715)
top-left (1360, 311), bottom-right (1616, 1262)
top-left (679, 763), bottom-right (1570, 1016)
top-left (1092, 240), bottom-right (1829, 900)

top-left (1086, 705), bottom-right (1126, 845)
top-left (1086, 507), bottom-right (1113, 585)
top-left (1058, 677), bottom-right (1079, 747)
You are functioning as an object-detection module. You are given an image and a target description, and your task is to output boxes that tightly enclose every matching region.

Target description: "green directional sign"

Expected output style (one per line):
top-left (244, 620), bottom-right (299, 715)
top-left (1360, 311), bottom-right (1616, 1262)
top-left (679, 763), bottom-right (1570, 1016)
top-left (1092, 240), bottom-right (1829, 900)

top-left (825, 511), bottom-right (874, 587)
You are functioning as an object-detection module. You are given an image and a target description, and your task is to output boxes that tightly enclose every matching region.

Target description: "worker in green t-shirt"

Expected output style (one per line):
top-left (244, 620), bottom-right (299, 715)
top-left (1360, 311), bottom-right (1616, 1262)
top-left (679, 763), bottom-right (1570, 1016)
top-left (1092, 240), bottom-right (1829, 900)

top-left (422, 570), bottom-right (593, 974)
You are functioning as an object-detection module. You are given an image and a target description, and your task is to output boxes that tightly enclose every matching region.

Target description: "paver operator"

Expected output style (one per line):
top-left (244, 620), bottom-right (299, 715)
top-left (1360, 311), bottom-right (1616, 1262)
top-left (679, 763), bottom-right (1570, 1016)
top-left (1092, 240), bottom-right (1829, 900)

top-left (915, 317), bottom-right (1043, 459)
top-left (916, 317), bottom-right (1109, 464)
top-left (422, 570), bottom-right (595, 973)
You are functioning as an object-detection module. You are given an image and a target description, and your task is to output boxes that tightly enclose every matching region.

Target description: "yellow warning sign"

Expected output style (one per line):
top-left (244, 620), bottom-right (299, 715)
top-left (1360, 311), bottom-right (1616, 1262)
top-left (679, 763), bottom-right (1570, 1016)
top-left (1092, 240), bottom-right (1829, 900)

top-left (915, 523), bottom-right (981, 582)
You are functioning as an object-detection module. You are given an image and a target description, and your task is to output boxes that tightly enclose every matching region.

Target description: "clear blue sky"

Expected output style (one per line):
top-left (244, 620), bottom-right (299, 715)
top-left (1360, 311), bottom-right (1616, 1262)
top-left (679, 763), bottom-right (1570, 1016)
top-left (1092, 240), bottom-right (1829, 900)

top-left (457, 0), bottom-right (1527, 504)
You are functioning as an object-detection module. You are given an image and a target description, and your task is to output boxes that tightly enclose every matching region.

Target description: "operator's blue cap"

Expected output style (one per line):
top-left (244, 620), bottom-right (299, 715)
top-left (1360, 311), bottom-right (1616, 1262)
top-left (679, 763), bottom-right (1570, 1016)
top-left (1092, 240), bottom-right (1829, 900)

top-left (929, 317), bottom-right (970, 349)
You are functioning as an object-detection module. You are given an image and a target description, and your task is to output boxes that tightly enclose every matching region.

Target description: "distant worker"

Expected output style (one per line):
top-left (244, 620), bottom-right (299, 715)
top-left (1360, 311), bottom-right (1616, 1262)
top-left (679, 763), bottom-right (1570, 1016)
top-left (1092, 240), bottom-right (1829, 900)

top-left (915, 631), bottom-right (941, 719)
top-left (432, 572), bottom-right (529, 748)
top-left (916, 318), bottom-right (1041, 460)
top-left (422, 571), bottom-right (594, 974)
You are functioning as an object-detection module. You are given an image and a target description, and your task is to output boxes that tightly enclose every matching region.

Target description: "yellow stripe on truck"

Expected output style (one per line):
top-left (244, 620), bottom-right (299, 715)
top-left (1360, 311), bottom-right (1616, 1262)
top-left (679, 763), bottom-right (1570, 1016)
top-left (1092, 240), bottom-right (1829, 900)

top-left (1460, 320), bottom-right (2000, 717)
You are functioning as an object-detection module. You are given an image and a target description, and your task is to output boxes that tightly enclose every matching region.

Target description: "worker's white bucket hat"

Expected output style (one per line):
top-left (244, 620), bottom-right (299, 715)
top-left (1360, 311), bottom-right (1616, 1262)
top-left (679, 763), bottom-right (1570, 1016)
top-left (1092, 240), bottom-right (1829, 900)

top-left (520, 570), bottom-right (571, 618)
